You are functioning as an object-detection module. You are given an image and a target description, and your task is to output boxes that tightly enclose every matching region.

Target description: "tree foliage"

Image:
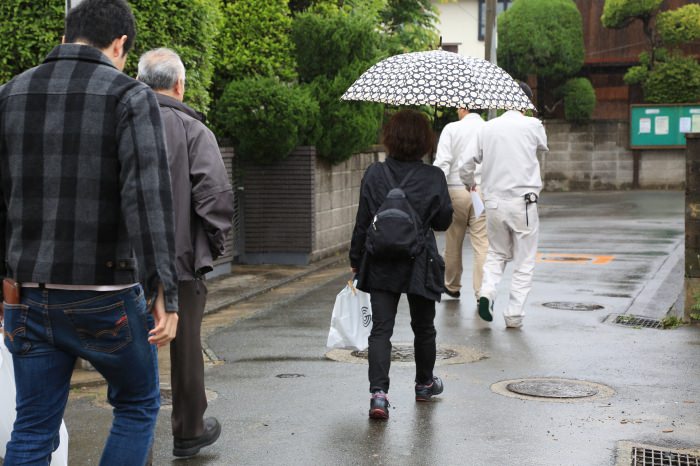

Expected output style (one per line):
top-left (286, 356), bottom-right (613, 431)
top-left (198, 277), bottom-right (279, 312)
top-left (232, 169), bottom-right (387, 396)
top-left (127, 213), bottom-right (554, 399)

top-left (213, 0), bottom-right (296, 96)
top-left (0, 1), bottom-right (64, 84)
top-left (657, 4), bottom-right (700, 45)
top-left (600, 0), bottom-right (663, 29)
top-left (379, 0), bottom-right (440, 54)
top-left (214, 77), bottom-right (319, 165)
top-left (602, 0), bottom-right (700, 103)
top-left (641, 53), bottom-right (700, 103)
top-left (127, 0), bottom-right (222, 114)
top-left (497, 0), bottom-right (585, 83)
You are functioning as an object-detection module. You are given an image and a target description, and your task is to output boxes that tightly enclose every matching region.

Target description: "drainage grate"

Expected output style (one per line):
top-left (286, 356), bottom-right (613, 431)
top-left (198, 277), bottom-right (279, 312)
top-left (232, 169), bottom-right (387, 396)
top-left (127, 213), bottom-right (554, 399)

top-left (351, 344), bottom-right (457, 362)
top-left (613, 315), bottom-right (663, 329)
top-left (543, 302), bottom-right (604, 311)
top-left (631, 446), bottom-right (700, 465)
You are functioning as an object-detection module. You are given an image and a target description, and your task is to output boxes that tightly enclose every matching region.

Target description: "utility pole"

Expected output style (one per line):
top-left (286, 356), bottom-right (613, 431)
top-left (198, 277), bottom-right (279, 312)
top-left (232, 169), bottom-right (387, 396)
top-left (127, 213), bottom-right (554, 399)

top-left (484, 0), bottom-right (498, 120)
top-left (65, 0), bottom-right (84, 15)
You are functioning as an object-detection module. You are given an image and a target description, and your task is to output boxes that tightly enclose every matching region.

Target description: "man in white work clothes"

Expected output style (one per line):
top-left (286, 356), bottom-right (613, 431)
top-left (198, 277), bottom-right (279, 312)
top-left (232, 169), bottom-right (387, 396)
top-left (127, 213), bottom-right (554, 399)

top-left (433, 108), bottom-right (488, 304)
top-left (459, 82), bottom-right (548, 328)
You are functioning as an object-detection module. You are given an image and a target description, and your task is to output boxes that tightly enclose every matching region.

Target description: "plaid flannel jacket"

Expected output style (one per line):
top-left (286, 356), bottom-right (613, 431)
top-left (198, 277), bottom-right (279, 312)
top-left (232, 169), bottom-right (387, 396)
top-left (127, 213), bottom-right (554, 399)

top-left (0, 44), bottom-right (178, 311)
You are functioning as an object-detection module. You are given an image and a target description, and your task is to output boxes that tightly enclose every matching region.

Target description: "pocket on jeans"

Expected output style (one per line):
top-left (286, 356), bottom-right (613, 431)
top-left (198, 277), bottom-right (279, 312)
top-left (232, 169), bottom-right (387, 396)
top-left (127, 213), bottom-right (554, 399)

top-left (2, 303), bottom-right (32, 355)
top-left (64, 301), bottom-right (133, 353)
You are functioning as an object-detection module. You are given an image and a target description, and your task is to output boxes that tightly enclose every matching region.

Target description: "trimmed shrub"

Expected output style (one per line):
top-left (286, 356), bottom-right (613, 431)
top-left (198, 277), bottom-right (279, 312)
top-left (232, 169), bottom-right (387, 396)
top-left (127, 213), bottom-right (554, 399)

top-left (214, 0), bottom-right (296, 95)
top-left (0, 1), bottom-right (64, 84)
top-left (642, 54), bottom-right (700, 103)
top-left (562, 78), bottom-right (596, 123)
top-left (497, 0), bottom-right (585, 82)
top-left (127, 0), bottom-right (222, 114)
top-left (601, 0), bottom-right (663, 28)
top-left (657, 4), bottom-right (700, 45)
top-left (214, 77), bottom-right (319, 165)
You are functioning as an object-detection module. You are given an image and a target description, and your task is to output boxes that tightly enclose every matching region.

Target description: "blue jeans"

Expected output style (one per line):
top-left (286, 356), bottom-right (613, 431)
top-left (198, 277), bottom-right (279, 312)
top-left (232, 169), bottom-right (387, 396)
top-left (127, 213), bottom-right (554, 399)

top-left (2, 285), bottom-right (160, 466)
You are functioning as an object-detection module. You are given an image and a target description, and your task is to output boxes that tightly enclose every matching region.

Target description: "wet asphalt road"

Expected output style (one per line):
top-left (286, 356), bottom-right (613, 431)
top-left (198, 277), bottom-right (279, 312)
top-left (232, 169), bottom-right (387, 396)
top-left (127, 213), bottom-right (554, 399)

top-left (62, 191), bottom-right (699, 466)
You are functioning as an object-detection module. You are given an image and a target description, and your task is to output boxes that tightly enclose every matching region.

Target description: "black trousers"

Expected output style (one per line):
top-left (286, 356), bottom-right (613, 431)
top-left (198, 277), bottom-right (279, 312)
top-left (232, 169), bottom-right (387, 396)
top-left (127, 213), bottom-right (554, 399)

top-left (368, 289), bottom-right (437, 393)
top-left (170, 279), bottom-right (208, 439)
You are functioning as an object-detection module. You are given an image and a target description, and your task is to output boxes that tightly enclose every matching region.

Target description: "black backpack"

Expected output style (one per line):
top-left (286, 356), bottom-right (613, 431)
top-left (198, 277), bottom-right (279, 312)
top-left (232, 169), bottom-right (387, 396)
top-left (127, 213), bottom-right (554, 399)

top-left (365, 163), bottom-right (425, 260)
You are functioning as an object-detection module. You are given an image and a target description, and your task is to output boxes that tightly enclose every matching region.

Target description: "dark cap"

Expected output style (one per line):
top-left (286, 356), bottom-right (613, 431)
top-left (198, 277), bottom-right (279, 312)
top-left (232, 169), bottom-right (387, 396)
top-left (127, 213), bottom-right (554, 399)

top-left (518, 80), bottom-right (533, 101)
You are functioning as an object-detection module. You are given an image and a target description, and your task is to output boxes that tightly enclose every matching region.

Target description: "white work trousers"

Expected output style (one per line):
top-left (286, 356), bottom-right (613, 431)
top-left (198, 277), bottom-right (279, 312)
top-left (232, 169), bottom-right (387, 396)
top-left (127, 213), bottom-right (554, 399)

top-left (479, 197), bottom-right (539, 320)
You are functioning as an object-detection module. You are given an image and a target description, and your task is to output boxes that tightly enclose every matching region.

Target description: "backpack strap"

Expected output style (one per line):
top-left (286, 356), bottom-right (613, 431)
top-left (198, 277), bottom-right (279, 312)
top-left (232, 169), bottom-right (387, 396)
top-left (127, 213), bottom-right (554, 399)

top-left (380, 162), bottom-right (419, 189)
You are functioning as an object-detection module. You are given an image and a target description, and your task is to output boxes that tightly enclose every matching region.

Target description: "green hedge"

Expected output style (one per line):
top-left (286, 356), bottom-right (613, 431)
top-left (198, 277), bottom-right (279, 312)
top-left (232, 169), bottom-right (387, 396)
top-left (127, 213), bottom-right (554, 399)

top-left (291, 9), bottom-right (383, 164)
top-left (127, 0), bottom-right (221, 114)
top-left (291, 9), bottom-right (381, 83)
top-left (213, 0), bottom-right (296, 96)
top-left (214, 77), bottom-right (319, 165)
top-left (601, 0), bottom-right (663, 28)
top-left (0, 1), bottom-right (64, 84)
top-left (0, 1), bottom-right (220, 114)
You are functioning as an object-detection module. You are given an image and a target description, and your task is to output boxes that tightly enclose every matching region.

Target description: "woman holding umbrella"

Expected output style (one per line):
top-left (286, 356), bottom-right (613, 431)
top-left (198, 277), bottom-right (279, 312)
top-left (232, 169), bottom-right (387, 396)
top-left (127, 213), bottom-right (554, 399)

top-left (349, 109), bottom-right (453, 420)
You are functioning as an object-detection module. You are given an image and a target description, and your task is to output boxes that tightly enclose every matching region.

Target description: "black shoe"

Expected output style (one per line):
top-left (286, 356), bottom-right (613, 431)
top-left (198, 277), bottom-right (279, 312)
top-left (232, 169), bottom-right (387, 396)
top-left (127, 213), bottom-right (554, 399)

top-left (173, 417), bottom-right (222, 457)
top-left (415, 376), bottom-right (444, 401)
top-left (478, 297), bottom-right (493, 322)
top-left (369, 391), bottom-right (390, 420)
top-left (445, 289), bottom-right (460, 299)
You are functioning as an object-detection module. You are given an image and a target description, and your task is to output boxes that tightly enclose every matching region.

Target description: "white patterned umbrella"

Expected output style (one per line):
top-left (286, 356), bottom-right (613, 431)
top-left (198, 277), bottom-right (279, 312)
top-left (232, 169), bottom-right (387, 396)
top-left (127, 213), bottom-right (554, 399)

top-left (341, 50), bottom-right (535, 112)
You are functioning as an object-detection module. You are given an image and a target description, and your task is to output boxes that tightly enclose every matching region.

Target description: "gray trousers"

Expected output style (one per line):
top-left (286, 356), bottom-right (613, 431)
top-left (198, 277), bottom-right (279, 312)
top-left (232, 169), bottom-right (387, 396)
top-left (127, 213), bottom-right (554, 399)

top-left (170, 279), bottom-right (208, 439)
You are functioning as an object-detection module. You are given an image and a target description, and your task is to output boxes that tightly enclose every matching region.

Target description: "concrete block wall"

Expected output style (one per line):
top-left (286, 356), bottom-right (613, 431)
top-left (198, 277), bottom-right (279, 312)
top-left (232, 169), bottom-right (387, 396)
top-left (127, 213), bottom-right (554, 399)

top-left (311, 149), bottom-right (383, 261)
top-left (542, 120), bottom-right (685, 191)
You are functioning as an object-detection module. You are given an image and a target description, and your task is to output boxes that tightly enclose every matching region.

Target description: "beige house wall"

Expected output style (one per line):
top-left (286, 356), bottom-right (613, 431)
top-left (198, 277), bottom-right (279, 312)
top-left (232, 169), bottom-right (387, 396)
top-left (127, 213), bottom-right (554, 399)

top-left (433, 0), bottom-right (484, 58)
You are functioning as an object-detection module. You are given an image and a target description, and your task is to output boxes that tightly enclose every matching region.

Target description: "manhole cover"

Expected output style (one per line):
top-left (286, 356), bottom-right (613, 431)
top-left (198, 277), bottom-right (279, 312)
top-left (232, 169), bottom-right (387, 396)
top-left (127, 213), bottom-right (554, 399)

top-left (325, 343), bottom-right (486, 366)
top-left (543, 302), bottom-right (604, 311)
top-left (276, 373), bottom-right (305, 378)
top-left (351, 344), bottom-right (457, 362)
top-left (506, 380), bottom-right (598, 398)
top-left (612, 314), bottom-right (663, 329)
top-left (492, 378), bottom-right (614, 403)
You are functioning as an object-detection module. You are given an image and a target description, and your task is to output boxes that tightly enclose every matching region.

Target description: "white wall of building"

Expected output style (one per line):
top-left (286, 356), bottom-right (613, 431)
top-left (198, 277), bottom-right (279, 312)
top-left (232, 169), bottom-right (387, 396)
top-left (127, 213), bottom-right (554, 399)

top-left (433, 0), bottom-right (484, 58)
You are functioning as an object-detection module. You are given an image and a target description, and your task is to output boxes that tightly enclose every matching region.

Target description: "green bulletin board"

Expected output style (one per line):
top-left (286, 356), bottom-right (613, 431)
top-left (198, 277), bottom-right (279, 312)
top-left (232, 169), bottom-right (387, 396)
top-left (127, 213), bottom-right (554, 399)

top-left (630, 104), bottom-right (700, 149)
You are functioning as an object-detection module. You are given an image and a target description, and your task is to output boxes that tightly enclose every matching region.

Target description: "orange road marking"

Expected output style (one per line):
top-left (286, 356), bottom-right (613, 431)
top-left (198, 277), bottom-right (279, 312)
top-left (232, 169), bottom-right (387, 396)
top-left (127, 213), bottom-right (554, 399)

top-left (537, 253), bottom-right (615, 265)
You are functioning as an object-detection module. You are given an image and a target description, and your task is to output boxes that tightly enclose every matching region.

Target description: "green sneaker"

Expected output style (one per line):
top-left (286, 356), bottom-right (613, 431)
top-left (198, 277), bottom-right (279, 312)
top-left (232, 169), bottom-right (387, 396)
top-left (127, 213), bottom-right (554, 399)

top-left (478, 297), bottom-right (493, 322)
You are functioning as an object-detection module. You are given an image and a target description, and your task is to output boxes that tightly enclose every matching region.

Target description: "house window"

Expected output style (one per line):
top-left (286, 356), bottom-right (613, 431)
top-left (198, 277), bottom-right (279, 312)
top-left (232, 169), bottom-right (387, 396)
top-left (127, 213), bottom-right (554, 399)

top-left (478, 0), bottom-right (512, 41)
top-left (441, 44), bottom-right (459, 54)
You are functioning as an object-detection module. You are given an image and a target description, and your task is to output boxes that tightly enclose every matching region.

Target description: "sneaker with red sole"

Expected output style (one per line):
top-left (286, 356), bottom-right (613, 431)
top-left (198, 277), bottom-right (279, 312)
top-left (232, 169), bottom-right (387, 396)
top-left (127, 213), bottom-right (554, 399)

top-left (415, 376), bottom-right (444, 401)
top-left (369, 391), bottom-right (390, 419)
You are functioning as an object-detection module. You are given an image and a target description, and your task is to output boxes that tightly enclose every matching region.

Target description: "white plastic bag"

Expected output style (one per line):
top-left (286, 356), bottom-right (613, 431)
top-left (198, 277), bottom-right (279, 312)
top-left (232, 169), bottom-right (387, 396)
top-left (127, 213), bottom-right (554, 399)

top-left (0, 337), bottom-right (69, 465)
top-left (326, 281), bottom-right (372, 351)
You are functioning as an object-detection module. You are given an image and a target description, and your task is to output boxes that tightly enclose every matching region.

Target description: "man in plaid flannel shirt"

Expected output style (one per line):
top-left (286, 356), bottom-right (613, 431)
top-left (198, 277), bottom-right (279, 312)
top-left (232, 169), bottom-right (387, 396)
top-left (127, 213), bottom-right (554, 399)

top-left (0, 0), bottom-right (178, 464)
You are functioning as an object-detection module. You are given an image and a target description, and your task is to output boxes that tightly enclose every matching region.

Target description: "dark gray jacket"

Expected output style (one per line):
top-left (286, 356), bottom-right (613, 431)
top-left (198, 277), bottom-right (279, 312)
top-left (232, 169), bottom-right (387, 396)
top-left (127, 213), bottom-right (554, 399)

top-left (0, 44), bottom-right (178, 310)
top-left (156, 94), bottom-right (234, 280)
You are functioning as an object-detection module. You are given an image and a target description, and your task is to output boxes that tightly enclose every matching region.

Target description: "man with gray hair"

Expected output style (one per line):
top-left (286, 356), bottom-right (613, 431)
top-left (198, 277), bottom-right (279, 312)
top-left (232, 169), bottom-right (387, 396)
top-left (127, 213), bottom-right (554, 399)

top-left (138, 48), bottom-right (234, 458)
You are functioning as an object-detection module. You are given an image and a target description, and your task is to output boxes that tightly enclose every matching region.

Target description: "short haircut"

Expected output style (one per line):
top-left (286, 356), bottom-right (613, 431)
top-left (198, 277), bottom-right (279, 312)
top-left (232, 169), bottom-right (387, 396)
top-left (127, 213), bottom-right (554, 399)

top-left (64, 0), bottom-right (136, 55)
top-left (382, 109), bottom-right (436, 162)
top-left (518, 80), bottom-right (534, 101)
top-left (137, 48), bottom-right (186, 91)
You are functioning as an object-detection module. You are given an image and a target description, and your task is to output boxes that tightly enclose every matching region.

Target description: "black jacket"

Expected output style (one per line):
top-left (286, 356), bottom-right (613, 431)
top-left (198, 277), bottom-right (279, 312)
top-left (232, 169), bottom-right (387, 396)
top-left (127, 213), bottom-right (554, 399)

top-left (349, 157), bottom-right (453, 301)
